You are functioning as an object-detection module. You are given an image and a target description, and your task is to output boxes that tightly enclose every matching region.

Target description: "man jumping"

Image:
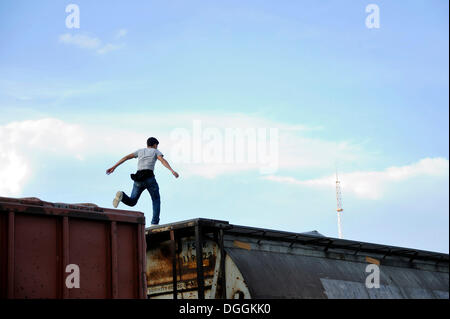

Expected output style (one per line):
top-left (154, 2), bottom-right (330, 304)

top-left (106, 137), bottom-right (179, 226)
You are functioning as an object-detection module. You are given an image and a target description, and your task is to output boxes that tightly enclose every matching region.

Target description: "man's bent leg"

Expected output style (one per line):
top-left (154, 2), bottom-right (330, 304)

top-left (146, 177), bottom-right (161, 225)
top-left (121, 182), bottom-right (145, 207)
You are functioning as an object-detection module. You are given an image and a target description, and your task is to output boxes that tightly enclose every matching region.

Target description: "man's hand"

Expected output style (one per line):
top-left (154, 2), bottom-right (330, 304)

top-left (158, 155), bottom-right (179, 178)
top-left (106, 153), bottom-right (136, 175)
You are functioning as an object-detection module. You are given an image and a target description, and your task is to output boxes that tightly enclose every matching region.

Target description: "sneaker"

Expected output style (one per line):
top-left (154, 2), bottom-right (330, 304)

top-left (113, 191), bottom-right (123, 208)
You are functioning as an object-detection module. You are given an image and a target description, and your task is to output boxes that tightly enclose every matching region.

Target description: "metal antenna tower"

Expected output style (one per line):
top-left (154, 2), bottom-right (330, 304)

top-left (335, 167), bottom-right (344, 239)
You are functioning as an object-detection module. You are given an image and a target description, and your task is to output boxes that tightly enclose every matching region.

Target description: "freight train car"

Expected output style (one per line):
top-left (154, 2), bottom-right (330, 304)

top-left (145, 219), bottom-right (449, 299)
top-left (0, 197), bottom-right (147, 299)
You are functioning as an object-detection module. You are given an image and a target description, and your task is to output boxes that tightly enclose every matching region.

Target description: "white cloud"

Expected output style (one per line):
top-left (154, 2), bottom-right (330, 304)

top-left (59, 32), bottom-right (124, 55)
top-left (96, 43), bottom-right (124, 55)
top-left (0, 118), bottom-right (86, 196)
top-left (263, 157), bottom-right (449, 200)
top-left (3, 115), bottom-right (445, 197)
top-left (87, 112), bottom-right (366, 178)
top-left (0, 117), bottom-right (146, 196)
top-left (116, 29), bottom-right (127, 39)
top-left (0, 150), bottom-right (29, 197)
top-left (0, 115), bottom-right (363, 194)
top-left (2, 118), bottom-right (86, 155)
top-left (59, 33), bottom-right (101, 49)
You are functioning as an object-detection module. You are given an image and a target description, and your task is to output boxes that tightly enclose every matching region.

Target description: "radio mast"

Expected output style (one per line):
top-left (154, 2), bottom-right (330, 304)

top-left (335, 168), bottom-right (344, 239)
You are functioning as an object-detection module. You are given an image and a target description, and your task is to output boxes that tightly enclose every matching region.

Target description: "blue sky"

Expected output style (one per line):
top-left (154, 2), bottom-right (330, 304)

top-left (0, 0), bottom-right (448, 252)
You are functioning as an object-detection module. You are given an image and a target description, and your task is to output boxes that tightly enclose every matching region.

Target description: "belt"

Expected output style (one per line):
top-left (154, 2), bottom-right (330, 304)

top-left (130, 169), bottom-right (154, 181)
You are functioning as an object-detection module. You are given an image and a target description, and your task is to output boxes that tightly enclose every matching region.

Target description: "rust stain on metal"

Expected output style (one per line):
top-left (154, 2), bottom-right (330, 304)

top-left (233, 240), bottom-right (251, 251)
top-left (146, 237), bottom-right (217, 294)
top-left (185, 260), bottom-right (210, 269)
top-left (366, 256), bottom-right (380, 265)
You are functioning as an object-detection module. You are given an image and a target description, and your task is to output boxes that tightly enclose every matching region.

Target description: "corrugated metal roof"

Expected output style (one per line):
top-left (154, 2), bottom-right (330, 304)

top-left (226, 247), bottom-right (449, 298)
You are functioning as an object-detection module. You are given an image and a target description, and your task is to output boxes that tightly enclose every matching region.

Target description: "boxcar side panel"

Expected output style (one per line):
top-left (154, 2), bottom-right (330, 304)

top-left (68, 219), bottom-right (110, 298)
top-left (14, 213), bottom-right (60, 299)
top-left (117, 222), bottom-right (138, 298)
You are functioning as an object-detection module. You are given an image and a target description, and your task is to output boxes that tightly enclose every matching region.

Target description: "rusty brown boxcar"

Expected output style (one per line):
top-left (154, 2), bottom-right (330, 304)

top-left (0, 197), bottom-right (147, 299)
top-left (145, 219), bottom-right (449, 299)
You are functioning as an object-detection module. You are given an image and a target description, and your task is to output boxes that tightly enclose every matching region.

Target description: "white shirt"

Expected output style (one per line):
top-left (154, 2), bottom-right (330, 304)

top-left (133, 148), bottom-right (163, 171)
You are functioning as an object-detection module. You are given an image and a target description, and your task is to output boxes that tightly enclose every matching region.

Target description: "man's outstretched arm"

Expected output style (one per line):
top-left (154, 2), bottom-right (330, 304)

top-left (106, 153), bottom-right (135, 175)
top-left (157, 155), bottom-right (179, 178)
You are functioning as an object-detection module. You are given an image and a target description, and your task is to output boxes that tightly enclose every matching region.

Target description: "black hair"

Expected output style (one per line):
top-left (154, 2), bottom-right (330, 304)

top-left (147, 137), bottom-right (159, 147)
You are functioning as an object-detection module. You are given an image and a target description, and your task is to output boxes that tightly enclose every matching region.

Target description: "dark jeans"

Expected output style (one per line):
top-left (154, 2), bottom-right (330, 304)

top-left (121, 176), bottom-right (161, 225)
